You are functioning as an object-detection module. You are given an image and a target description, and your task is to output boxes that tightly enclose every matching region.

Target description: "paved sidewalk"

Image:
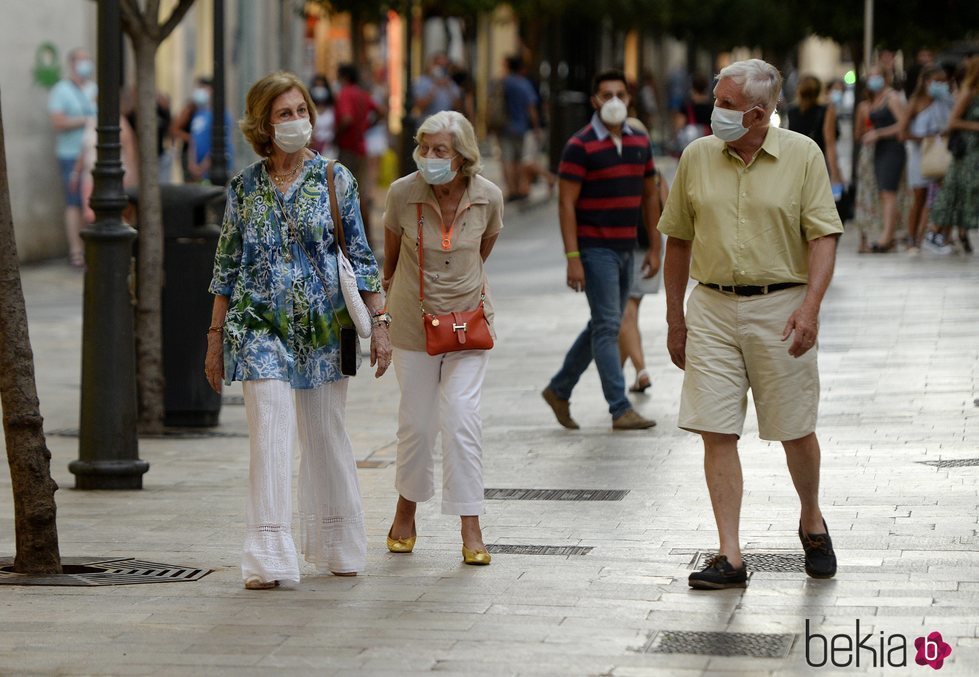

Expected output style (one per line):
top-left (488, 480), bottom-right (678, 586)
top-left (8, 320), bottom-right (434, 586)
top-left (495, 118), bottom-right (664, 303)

top-left (2, 193), bottom-right (979, 675)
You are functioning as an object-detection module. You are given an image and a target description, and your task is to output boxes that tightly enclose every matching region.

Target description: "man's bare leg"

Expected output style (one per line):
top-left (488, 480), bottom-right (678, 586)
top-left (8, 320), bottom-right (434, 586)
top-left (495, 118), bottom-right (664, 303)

top-left (782, 432), bottom-right (825, 534)
top-left (703, 431), bottom-right (743, 568)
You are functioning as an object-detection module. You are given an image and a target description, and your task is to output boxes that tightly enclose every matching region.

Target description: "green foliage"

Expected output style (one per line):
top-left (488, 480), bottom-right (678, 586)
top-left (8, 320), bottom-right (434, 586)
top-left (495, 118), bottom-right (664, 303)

top-left (311, 0), bottom-right (978, 54)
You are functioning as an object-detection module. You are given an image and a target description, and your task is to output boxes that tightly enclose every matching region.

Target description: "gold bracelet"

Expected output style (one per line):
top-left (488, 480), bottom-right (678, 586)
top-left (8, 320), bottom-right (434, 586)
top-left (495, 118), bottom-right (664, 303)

top-left (207, 326), bottom-right (223, 333)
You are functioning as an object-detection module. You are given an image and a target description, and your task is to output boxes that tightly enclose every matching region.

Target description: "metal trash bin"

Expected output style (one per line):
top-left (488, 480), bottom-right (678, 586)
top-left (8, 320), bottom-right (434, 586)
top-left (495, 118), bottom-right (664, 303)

top-left (131, 184), bottom-right (226, 427)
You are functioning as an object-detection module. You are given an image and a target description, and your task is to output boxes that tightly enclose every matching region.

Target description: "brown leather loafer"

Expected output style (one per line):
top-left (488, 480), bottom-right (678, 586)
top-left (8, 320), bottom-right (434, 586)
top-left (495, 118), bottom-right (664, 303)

top-left (542, 387), bottom-right (579, 429)
top-left (612, 409), bottom-right (656, 430)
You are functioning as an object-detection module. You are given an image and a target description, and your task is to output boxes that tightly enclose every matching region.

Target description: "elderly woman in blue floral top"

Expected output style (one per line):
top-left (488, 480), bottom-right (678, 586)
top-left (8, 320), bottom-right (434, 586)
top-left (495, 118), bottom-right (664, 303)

top-left (204, 71), bottom-right (391, 590)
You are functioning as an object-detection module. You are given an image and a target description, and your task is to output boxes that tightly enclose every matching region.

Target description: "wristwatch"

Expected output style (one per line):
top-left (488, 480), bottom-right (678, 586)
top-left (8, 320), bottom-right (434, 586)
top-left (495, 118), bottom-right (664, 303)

top-left (371, 312), bottom-right (392, 327)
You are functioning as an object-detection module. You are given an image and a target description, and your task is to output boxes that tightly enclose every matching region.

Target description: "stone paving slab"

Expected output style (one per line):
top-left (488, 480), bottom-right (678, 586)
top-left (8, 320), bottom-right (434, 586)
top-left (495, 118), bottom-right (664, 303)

top-left (1, 179), bottom-right (979, 674)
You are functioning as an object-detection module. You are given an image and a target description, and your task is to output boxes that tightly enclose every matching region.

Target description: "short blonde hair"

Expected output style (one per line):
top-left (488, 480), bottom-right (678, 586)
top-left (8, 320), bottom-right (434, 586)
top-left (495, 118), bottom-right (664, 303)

top-left (240, 71), bottom-right (316, 157)
top-left (413, 111), bottom-right (482, 177)
top-left (716, 59), bottom-right (783, 113)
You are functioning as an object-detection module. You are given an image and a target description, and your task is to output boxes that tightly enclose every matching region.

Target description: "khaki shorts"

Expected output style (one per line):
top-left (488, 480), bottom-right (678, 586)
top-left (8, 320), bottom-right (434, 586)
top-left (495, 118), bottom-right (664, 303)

top-left (678, 283), bottom-right (819, 441)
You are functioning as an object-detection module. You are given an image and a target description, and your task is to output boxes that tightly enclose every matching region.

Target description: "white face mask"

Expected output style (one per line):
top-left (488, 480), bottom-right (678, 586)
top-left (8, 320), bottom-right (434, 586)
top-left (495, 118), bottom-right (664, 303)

top-left (416, 156), bottom-right (457, 185)
top-left (272, 118), bottom-right (312, 154)
top-left (599, 96), bottom-right (628, 126)
top-left (710, 105), bottom-right (760, 142)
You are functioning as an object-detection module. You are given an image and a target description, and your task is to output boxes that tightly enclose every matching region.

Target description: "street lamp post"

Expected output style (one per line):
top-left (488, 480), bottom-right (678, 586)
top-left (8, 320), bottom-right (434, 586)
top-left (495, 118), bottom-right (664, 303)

top-left (210, 0), bottom-right (228, 188)
top-left (69, 0), bottom-right (149, 490)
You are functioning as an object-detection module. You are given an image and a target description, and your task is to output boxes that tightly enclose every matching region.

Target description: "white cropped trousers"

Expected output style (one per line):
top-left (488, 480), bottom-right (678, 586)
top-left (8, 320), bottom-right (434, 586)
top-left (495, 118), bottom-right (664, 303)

top-left (241, 379), bottom-right (366, 583)
top-left (392, 349), bottom-right (489, 516)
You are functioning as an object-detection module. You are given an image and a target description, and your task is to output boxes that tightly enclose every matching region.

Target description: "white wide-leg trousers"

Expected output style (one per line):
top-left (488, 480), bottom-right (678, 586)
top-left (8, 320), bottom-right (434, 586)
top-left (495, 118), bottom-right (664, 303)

top-left (241, 379), bottom-right (366, 583)
top-left (392, 349), bottom-right (489, 515)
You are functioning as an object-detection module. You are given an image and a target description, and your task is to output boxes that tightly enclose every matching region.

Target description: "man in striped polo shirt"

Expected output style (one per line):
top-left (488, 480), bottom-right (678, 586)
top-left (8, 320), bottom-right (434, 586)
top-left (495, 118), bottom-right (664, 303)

top-left (542, 70), bottom-right (661, 431)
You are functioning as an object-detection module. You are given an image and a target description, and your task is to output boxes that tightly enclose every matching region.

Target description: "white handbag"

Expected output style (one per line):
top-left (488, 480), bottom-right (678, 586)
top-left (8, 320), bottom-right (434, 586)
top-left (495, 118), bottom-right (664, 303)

top-left (327, 161), bottom-right (372, 338)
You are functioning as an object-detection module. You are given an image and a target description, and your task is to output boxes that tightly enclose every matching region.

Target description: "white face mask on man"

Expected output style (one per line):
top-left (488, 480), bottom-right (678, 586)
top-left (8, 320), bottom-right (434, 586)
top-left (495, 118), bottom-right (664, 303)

top-left (599, 96), bottom-right (628, 126)
top-left (272, 118), bottom-right (312, 154)
top-left (710, 105), bottom-right (761, 142)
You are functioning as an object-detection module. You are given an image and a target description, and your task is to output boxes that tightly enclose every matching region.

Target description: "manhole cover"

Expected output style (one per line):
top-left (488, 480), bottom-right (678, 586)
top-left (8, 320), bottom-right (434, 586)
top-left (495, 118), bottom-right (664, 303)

top-left (0, 557), bottom-right (212, 586)
top-left (47, 428), bottom-right (247, 439)
top-left (692, 551), bottom-right (805, 573)
top-left (485, 544), bottom-right (593, 556)
top-left (918, 458), bottom-right (979, 468)
top-left (484, 488), bottom-right (628, 501)
top-left (222, 395), bottom-right (245, 405)
top-left (641, 631), bottom-right (794, 658)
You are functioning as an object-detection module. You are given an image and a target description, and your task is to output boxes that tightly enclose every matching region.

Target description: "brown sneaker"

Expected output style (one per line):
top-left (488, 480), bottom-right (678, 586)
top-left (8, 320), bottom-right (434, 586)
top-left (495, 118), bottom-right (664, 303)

top-left (541, 387), bottom-right (579, 429)
top-left (612, 409), bottom-right (656, 430)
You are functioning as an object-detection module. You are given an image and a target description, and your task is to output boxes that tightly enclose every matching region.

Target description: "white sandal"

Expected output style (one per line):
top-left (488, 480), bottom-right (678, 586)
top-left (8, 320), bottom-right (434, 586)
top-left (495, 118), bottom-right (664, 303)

top-left (629, 368), bottom-right (651, 393)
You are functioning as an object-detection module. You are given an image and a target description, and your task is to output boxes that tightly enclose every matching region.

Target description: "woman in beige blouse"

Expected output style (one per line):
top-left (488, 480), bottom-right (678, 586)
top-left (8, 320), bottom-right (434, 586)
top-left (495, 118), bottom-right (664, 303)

top-left (382, 111), bottom-right (503, 565)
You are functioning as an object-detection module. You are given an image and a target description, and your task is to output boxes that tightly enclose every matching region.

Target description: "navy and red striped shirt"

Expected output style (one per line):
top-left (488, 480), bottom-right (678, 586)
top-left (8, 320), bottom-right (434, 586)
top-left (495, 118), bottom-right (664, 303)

top-left (558, 114), bottom-right (655, 251)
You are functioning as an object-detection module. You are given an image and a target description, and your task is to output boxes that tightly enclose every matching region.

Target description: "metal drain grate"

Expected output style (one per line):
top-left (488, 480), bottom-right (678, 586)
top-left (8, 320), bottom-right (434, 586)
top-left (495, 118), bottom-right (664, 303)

top-left (47, 428), bottom-right (247, 439)
top-left (642, 631), bottom-right (795, 658)
top-left (0, 557), bottom-right (212, 586)
top-left (918, 458), bottom-right (979, 468)
top-left (485, 544), bottom-right (593, 556)
top-left (222, 395), bottom-right (245, 405)
top-left (692, 551), bottom-right (805, 572)
top-left (484, 488), bottom-right (629, 501)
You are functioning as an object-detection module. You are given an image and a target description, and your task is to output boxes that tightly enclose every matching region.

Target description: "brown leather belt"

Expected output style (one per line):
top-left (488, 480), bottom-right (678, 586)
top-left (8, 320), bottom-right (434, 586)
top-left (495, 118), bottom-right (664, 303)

top-left (700, 282), bottom-right (804, 297)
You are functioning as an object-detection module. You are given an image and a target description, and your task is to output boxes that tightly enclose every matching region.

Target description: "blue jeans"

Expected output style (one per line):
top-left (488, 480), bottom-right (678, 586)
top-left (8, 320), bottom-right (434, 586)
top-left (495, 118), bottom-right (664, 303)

top-left (548, 247), bottom-right (633, 418)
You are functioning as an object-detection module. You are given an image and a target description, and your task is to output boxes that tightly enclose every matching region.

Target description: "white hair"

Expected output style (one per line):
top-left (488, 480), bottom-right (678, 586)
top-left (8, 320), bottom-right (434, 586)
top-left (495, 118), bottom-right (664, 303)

top-left (716, 59), bottom-right (783, 112)
top-left (413, 111), bottom-right (483, 177)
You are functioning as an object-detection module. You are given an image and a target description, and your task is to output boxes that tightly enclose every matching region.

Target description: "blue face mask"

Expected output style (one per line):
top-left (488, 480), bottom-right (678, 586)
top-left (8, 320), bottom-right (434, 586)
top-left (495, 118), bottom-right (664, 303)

top-left (416, 156), bottom-right (457, 185)
top-left (75, 59), bottom-right (94, 80)
top-left (830, 90), bottom-right (844, 107)
top-left (867, 75), bottom-right (885, 93)
top-left (928, 81), bottom-right (950, 100)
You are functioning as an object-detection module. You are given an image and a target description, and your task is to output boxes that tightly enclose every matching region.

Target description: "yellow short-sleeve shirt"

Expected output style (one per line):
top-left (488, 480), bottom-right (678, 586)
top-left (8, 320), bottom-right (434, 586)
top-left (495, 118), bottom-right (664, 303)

top-left (658, 126), bottom-right (843, 286)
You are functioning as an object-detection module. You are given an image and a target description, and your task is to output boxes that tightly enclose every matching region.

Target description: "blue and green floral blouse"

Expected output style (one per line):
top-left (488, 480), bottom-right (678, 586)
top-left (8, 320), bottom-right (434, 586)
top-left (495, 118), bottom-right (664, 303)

top-left (209, 155), bottom-right (381, 388)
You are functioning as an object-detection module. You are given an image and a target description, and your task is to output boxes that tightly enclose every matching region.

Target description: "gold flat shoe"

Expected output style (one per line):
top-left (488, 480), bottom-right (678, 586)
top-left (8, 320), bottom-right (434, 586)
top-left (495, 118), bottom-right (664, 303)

top-left (386, 521), bottom-right (416, 553)
top-left (244, 576), bottom-right (278, 590)
top-left (462, 545), bottom-right (491, 566)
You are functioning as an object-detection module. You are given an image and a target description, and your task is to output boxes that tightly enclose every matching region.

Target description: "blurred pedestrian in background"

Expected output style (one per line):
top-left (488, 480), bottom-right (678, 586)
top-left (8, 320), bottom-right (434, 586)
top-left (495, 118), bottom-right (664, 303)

top-left (412, 53), bottom-right (462, 122)
top-left (205, 71), bottom-right (389, 590)
top-left (823, 78), bottom-right (848, 219)
top-left (381, 111), bottom-right (502, 566)
top-left (861, 65), bottom-right (907, 252)
top-left (542, 70), bottom-right (659, 431)
top-left (309, 73), bottom-right (337, 159)
top-left (335, 64), bottom-right (379, 238)
top-left (499, 55), bottom-right (540, 202)
top-left (674, 73), bottom-right (713, 153)
top-left (185, 77), bottom-right (235, 183)
top-left (617, 118), bottom-right (667, 395)
top-left (171, 77), bottom-right (211, 181)
top-left (48, 47), bottom-right (97, 268)
top-left (930, 56), bottom-right (979, 253)
top-left (902, 65), bottom-right (953, 254)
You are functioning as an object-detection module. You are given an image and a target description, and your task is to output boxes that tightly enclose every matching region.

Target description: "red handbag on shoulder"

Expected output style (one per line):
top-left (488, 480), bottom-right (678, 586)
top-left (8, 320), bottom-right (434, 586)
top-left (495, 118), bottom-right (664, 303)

top-left (416, 204), bottom-right (494, 356)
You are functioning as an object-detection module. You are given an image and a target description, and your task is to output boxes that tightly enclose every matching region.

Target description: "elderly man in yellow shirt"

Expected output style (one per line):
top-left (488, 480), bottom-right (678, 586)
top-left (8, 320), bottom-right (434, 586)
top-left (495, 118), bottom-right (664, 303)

top-left (658, 59), bottom-right (844, 590)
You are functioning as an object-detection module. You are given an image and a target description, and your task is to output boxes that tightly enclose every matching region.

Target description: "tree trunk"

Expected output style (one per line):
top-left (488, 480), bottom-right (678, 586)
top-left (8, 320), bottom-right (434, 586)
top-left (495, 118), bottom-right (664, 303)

top-left (132, 38), bottom-right (166, 434)
top-left (0, 93), bottom-right (62, 574)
